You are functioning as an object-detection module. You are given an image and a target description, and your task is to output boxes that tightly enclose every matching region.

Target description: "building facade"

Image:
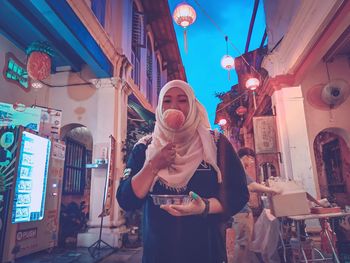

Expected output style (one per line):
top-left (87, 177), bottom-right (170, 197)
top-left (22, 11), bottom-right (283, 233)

top-left (0, 0), bottom-right (185, 255)
top-left (216, 0), bottom-right (350, 209)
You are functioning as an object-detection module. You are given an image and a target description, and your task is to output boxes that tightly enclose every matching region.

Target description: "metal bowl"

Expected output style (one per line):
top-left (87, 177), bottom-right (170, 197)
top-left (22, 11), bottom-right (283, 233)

top-left (150, 194), bottom-right (191, 206)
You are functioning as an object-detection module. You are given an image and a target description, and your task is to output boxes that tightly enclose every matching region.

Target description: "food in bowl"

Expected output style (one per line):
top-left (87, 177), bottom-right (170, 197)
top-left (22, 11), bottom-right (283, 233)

top-left (150, 194), bottom-right (192, 205)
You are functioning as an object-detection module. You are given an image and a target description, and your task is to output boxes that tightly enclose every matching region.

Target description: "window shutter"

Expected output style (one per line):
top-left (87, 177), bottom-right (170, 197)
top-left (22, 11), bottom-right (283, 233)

top-left (132, 10), bottom-right (146, 48)
top-left (156, 59), bottom-right (161, 97)
top-left (146, 39), bottom-right (153, 82)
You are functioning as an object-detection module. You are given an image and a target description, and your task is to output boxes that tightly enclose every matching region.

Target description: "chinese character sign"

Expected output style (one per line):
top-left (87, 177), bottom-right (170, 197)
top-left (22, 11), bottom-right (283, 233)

top-left (253, 116), bottom-right (278, 154)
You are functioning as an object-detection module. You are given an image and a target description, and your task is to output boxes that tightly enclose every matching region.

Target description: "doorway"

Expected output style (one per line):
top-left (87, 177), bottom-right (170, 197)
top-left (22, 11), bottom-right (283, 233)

top-left (314, 129), bottom-right (350, 207)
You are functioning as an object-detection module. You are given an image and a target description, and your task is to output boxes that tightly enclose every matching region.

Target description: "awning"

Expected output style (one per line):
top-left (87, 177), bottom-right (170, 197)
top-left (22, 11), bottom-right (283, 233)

top-left (128, 99), bottom-right (155, 123)
top-left (1, 0), bottom-right (113, 77)
top-left (128, 84), bottom-right (154, 113)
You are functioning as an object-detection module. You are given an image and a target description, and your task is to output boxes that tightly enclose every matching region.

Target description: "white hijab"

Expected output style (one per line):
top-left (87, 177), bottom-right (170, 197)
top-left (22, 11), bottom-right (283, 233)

top-left (145, 80), bottom-right (222, 191)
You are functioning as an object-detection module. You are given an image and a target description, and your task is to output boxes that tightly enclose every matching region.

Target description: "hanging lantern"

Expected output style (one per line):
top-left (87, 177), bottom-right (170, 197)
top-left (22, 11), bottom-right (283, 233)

top-left (245, 77), bottom-right (260, 90)
top-left (173, 3), bottom-right (196, 53)
top-left (221, 55), bottom-right (235, 79)
top-left (26, 41), bottom-right (54, 81)
top-left (236, 105), bottom-right (247, 116)
top-left (221, 36), bottom-right (235, 80)
top-left (245, 77), bottom-right (260, 110)
top-left (218, 118), bottom-right (227, 126)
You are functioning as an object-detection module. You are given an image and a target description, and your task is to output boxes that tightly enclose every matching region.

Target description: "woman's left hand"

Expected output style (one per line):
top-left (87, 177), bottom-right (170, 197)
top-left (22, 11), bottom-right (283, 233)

top-left (160, 191), bottom-right (206, 217)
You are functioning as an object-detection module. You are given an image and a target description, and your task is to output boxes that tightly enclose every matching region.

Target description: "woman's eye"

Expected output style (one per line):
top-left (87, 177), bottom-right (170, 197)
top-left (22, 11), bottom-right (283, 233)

top-left (179, 99), bottom-right (187, 103)
top-left (163, 100), bottom-right (171, 103)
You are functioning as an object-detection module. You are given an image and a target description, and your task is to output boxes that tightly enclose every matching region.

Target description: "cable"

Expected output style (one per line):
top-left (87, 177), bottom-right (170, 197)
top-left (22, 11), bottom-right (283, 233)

top-left (193, 0), bottom-right (260, 76)
top-left (38, 79), bottom-right (92, 88)
top-left (216, 91), bottom-right (248, 113)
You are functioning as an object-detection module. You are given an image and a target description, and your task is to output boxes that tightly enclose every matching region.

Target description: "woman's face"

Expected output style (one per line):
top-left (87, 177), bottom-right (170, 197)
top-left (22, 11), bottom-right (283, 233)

top-left (162, 87), bottom-right (190, 118)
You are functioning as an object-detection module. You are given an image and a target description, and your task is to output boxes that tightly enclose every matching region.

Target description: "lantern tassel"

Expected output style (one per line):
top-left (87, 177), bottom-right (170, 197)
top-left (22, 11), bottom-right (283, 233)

top-left (184, 28), bottom-right (188, 53)
top-left (228, 71), bottom-right (230, 80)
top-left (253, 91), bottom-right (257, 110)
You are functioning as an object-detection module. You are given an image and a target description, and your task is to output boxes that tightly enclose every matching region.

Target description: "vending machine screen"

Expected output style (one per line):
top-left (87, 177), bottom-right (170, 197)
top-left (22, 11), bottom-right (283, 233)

top-left (12, 131), bottom-right (51, 223)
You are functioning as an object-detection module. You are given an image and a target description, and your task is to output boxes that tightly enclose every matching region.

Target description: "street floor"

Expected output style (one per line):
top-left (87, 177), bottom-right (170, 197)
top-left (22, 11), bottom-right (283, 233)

top-left (14, 247), bottom-right (142, 263)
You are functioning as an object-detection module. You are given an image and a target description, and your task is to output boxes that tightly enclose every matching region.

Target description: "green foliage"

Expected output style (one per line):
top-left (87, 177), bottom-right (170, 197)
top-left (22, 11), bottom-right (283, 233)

top-left (122, 119), bottom-right (155, 163)
top-left (59, 201), bottom-right (88, 247)
top-left (214, 91), bottom-right (226, 101)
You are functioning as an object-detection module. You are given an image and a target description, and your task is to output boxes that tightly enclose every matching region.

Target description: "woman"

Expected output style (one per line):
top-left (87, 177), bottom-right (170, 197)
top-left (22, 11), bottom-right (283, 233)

top-left (117, 80), bottom-right (248, 263)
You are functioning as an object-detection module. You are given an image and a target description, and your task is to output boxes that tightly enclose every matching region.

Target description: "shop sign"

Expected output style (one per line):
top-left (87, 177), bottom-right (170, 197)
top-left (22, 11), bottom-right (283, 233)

top-left (253, 116), bottom-right (278, 154)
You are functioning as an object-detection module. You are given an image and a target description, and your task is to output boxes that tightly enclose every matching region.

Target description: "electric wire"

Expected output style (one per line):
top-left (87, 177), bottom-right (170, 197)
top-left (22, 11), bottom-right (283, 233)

top-left (192, 0), bottom-right (260, 76)
top-left (216, 91), bottom-right (248, 113)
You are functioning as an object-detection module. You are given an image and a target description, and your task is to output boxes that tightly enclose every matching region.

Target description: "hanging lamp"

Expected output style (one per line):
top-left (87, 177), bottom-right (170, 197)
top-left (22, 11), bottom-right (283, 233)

top-left (236, 105), bottom-right (247, 118)
top-left (221, 36), bottom-right (235, 80)
top-left (26, 41), bottom-right (54, 81)
top-left (218, 118), bottom-right (227, 126)
top-left (245, 77), bottom-right (260, 110)
top-left (173, 2), bottom-right (196, 53)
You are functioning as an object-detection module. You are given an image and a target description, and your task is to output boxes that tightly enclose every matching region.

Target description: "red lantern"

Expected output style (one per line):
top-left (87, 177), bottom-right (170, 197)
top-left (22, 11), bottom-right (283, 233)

top-left (27, 51), bottom-right (51, 81)
top-left (26, 41), bottom-right (54, 81)
top-left (236, 105), bottom-right (247, 116)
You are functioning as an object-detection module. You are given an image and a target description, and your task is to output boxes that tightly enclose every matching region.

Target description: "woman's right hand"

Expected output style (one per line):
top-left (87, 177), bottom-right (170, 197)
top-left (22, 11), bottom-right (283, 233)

top-left (150, 142), bottom-right (176, 171)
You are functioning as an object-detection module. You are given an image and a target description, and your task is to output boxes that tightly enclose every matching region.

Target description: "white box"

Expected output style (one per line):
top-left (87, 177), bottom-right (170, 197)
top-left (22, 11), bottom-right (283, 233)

top-left (268, 180), bottom-right (310, 217)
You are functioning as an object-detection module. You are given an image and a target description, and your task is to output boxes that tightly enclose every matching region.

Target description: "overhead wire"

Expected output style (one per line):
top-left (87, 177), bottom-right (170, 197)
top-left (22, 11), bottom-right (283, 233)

top-left (216, 91), bottom-right (248, 113)
top-left (192, 0), bottom-right (261, 76)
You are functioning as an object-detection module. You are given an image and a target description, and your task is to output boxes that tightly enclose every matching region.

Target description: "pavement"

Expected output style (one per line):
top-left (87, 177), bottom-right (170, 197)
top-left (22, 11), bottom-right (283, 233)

top-left (14, 247), bottom-right (143, 263)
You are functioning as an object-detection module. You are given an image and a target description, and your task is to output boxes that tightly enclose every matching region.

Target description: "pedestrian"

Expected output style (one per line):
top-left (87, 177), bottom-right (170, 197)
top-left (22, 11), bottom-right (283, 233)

top-left (231, 149), bottom-right (281, 263)
top-left (117, 79), bottom-right (249, 263)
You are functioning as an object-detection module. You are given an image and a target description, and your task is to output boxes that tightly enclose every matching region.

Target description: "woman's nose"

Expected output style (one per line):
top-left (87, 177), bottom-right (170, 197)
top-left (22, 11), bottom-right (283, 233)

top-left (170, 102), bottom-right (179, 109)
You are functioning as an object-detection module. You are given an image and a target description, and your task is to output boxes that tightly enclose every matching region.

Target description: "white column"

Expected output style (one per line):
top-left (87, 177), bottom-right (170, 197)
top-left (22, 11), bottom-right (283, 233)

top-left (111, 79), bottom-right (131, 228)
top-left (88, 77), bottom-right (118, 227)
top-left (78, 77), bottom-right (127, 248)
top-left (272, 86), bottom-right (317, 196)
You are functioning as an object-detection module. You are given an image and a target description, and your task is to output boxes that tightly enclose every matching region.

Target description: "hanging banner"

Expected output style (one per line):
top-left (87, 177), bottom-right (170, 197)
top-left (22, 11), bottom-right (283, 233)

top-left (0, 102), bottom-right (41, 132)
top-left (99, 135), bottom-right (116, 217)
top-left (253, 116), bottom-right (278, 154)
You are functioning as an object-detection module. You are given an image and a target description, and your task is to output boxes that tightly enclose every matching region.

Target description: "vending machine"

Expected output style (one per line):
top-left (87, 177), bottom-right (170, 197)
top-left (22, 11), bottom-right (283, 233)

top-left (0, 127), bottom-right (65, 262)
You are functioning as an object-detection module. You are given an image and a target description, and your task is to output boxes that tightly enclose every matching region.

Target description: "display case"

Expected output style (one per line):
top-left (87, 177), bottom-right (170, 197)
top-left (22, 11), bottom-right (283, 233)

top-left (11, 131), bottom-right (51, 223)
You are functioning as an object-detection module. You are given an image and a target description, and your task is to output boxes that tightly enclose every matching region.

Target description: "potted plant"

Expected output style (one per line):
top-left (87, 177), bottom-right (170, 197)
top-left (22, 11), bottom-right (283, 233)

top-left (58, 201), bottom-right (88, 248)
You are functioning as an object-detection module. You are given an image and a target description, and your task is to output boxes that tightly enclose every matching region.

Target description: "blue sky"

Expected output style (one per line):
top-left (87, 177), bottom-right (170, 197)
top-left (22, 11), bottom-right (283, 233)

top-left (168, 0), bottom-right (266, 127)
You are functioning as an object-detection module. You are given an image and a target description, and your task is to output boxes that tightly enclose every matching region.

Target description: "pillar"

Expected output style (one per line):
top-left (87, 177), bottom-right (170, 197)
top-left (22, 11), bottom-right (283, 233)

top-left (272, 86), bottom-right (317, 196)
top-left (77, 77), bottom-right (129, 248)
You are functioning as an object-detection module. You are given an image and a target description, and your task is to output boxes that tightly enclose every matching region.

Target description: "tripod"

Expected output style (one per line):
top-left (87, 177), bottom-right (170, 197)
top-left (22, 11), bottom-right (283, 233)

top-left (86, 163), bottom-right (115, 258)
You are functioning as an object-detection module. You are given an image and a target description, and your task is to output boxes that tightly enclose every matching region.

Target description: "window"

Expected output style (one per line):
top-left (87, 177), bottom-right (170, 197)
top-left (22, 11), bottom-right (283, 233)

top-left (156, 59), bottom-right (161, 98)
top-left (131, 3), bottom-right (145, 87)
top-left (146, 36), bottom-right (153, 103)
top-left (91, 0), bottom-right (106, 27)
top-left (3, 53), bottom-right (30, 91)
top-left (63, 138), bottom-right (86, 195)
